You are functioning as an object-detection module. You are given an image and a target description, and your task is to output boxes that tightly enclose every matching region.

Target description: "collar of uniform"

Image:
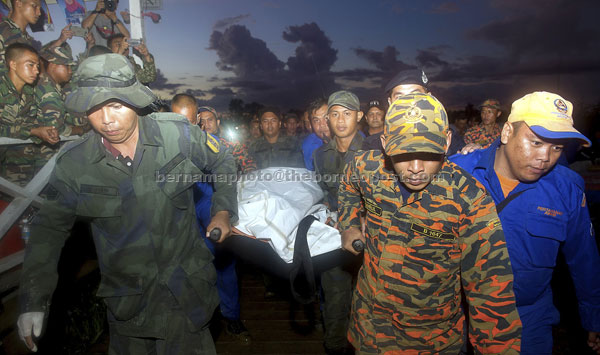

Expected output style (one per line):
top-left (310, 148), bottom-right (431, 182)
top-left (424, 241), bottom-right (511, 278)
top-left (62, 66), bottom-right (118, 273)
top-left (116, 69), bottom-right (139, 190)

top-left (323, 131), bottom-right (364, 152)
top-left (474, 139), bottom-right (501, 171)
top-left (5, 17), bottom-right (33, 38)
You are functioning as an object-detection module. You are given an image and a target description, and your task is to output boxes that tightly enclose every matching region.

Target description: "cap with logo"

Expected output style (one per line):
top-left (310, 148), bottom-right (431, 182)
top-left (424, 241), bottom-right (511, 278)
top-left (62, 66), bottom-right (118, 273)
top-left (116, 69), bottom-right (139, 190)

top-left (367, 99), bottom-right (386, 113)
top-left (384, 93), bottom-right (448, 156)
top-left (384, 68), bottom-right (428, 93)
top-left (65, 53), bottom-right (157, 113)
top-left (198, 106), bottom-right (218, 119)
top-left (40, 43), bottom-right (76, 66)
top-left (480, 99), bottom-right (501, 110)
top-left (328, 90), bottom-right (360, 111)
top-left (508, 91), bottom-right (591, 147)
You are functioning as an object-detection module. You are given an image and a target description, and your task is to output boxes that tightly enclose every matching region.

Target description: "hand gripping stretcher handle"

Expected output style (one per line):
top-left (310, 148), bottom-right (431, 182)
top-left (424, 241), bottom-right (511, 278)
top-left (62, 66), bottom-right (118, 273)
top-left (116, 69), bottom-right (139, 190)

top-left (209, 228), bottom-right (222, 242)
top-left (352, 239), bottom-right (365, 252)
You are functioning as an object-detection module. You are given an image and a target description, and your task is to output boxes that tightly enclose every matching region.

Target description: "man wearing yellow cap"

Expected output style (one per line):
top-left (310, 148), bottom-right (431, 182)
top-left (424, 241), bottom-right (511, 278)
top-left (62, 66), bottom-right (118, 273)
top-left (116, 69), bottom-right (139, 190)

top-left (339, 92), bottom-right (522, 353)
top-left (451, 91), bottom-right (600, 354)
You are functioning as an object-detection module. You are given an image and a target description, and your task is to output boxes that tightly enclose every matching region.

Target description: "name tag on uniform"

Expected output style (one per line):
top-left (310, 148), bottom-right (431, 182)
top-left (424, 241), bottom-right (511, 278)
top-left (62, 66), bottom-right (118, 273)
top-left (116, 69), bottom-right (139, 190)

top-left (365, 199), bottom-right (382, 216)
top-left (411, 223), bottom-right (455, 241)
top-left (206, 134), bottom-right (220, 153)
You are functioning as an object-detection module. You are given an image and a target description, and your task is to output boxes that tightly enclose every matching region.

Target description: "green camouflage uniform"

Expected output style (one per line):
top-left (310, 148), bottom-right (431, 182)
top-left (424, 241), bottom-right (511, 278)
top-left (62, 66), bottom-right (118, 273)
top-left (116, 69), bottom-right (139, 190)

top-left (338, 93), bottom-right (522, 354)
top-left (313, 91), bottom-right (364, 352)
top-left (19, 54), bottom-right (238, 354)
top-left (314, 132), bottom-right (364, 211)
top-left (248, 135), bottom-right (304, 169)
top-left (34, 45), bottom-right (87, 166)
top-left (128, 54), bottom-right (156, 85)
top-left (0, 73), bottom-right (40, 186)
top-left (0, 17), bottom-right (35, 71)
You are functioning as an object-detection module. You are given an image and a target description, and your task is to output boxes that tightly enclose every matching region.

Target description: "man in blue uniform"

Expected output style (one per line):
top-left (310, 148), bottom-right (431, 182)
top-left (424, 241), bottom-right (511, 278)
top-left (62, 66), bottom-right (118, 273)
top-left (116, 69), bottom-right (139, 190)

top-left (451, 91), bottom-right (600, 354)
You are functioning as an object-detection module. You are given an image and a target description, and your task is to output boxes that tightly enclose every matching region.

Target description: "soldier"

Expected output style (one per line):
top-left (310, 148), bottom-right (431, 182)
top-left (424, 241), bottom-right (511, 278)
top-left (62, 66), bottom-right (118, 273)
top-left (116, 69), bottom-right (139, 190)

top-left (451, 92), bottom-right (600, 354)
top-left (17, 53), bottom-right (238, 354)
top-left (0, 43), bottom-right (57, 186)
top-left (313, 90), bottom-right (364, 355)
top-left (107, 33), bottom-right (157, 85)
top-left (248, 107), bottom-right (303, 169)
top-left (35, 44), bottom-right (87, 163)
top-left (0, 0), bottom-right (74, 69)
top-left (362, 68), bottom-right (429, 151)
top-left (339, 92), bottom-right (522, 353)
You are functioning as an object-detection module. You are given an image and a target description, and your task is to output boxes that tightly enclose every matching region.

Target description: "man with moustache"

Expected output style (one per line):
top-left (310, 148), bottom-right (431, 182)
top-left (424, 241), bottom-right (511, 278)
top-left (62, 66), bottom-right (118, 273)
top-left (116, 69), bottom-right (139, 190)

top-left (313, 90), bottom-right (364, 355)
top-left (363, 100), bottom-right (385, 137)
top-left (248, 107), bottom-right (303, 169)
top-left (339, 92), bottom-right (522, 354)
top-left (302, 97), bottom-right (331, 171)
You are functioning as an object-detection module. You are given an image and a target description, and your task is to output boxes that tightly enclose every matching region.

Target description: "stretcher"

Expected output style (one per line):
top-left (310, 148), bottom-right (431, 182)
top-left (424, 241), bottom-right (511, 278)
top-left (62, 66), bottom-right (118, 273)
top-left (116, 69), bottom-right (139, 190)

top-left (206, 167), bottom-right (360, 303)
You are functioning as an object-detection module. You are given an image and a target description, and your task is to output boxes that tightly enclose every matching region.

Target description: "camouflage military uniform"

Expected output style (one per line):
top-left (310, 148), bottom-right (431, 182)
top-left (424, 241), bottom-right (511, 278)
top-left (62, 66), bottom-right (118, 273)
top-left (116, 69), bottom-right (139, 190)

top-left (18, 54), bottom-right (238, 354)
top-left (338, 153), bottom-right (522, 354)
top-left (463, 123), bottom-right (501, 148)
top-left (248, 135), bottom-right (304, 169)
top-left (19, 114), bottom-right (238, 352)
top-left (0, 73), bottom-right (40, 186)
top-left (219, 136), bottom-right (256, 174)
top-left (314, 132), bottom-right (364, 211)
top-left (0, 17), bottom-right (35, 71)
top-left (314, 132), bottom-right (364, 351)
top-left (127, 54), bottom-right (156, 85)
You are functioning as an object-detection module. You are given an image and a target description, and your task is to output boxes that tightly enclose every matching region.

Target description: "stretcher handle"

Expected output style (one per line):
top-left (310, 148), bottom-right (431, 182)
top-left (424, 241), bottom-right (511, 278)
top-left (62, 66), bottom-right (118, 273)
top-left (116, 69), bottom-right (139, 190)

top-left (352, 239), bottom-right (365, 252)
top-left (209, 228), bottom-right (222, 242)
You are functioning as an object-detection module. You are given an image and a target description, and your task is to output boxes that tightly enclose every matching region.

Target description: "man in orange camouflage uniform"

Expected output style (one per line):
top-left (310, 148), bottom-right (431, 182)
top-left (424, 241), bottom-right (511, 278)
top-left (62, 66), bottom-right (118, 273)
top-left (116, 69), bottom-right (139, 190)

top-left (462, 98), bottom-right (502, 150)
top-left (339, 93), bottom-right (522, 354)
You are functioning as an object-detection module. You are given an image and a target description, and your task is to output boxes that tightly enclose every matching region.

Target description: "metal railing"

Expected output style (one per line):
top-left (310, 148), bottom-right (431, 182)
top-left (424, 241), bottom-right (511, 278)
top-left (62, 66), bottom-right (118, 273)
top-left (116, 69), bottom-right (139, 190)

top-left (0, 136), bottom-right (79, 274)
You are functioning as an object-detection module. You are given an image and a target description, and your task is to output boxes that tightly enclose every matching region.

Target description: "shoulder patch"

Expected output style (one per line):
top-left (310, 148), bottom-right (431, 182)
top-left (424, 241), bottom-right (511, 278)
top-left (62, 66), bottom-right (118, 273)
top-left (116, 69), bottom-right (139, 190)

top-left (206, 133), bottom-right (220, 153)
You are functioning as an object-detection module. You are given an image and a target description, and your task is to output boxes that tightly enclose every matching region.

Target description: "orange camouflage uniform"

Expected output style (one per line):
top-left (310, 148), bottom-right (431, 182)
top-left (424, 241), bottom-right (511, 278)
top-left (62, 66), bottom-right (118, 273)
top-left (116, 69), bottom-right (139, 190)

top-left (338, 150), bottom-right (522, 354)
top-left (219, 136), bottom-right (256, 174)
top-left (463, 123), bottom-right (501, 148)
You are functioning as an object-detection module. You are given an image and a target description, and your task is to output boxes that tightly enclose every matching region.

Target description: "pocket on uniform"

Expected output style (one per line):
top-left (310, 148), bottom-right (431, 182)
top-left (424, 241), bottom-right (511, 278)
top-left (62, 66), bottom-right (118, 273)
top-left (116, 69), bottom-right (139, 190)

top-left (525, 212), bottom-right (566, 267)
top-left (166, 246), bottom-right (219, 330)
top-left (157, 153), bottom-right (196, 209)
top-left (97, 274), bottom-right (145, 322)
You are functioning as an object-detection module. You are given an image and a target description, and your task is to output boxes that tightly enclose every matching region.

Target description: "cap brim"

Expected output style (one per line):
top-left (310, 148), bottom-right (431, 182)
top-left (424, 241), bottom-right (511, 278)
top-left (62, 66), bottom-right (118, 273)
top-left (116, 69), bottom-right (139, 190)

top-left (384, 132), bottom-right (447, 156)
top-left (328, 103), bottom-right (359, 112)
top-left (529, 125), bottom-right (591, 147)
top-left (65, 82), bottom-right (157, 113)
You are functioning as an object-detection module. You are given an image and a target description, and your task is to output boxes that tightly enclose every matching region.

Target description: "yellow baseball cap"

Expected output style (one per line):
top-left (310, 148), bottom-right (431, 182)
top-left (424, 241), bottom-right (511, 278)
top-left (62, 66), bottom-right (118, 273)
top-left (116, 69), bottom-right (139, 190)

top-left (508, 91), bottom-right (591, 147)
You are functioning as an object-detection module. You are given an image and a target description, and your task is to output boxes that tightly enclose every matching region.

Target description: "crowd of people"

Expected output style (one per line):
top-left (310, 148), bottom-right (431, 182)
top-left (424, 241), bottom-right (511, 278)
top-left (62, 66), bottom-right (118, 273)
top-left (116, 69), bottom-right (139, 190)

top-left (1, 0), bottom-right (599, 354)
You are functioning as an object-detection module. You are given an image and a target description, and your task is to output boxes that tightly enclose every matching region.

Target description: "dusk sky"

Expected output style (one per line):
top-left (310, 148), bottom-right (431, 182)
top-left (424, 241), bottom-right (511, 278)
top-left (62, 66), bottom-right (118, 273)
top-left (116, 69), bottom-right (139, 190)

top-left (34, 0), bottom-right (600, 117)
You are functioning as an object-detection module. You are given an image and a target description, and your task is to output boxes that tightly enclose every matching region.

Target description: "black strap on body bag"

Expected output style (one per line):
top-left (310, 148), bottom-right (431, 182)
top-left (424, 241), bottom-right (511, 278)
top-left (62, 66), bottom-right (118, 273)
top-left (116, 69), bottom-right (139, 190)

top-left (289, 215), bottom-right (318, 304)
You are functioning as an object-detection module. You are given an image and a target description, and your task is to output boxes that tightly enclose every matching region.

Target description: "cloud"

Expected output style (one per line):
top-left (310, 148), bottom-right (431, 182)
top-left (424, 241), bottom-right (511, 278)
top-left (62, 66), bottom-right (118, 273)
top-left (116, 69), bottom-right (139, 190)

top-left (213, 14), bottom-right (250, 30)
top-left (353, 46), bottom-right (414, 75)
top-left (282, 22), bottom-right (338, 74)
top-left (467, 0), bottom-right (599, 58)
top-left (148, 69), bottom-right (184, 92)
top-left (430, 1), bottom-right (459, 13)
top-left (206, 23), bottom-right (339, 109)
top-left (416, 47), bottom-right (449, 68)
top-left (208, 25), bottom-right (285, 79)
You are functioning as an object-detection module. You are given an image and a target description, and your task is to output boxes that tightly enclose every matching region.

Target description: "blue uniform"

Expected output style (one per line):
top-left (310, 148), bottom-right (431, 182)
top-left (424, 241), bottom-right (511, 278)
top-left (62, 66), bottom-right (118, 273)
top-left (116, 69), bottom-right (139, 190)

top-left (194, 181), bottom-right (240, 321)
top-left (450, 140), bottom-right (600, 354)
top-left (302, 133), bottom-right (324, 171)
